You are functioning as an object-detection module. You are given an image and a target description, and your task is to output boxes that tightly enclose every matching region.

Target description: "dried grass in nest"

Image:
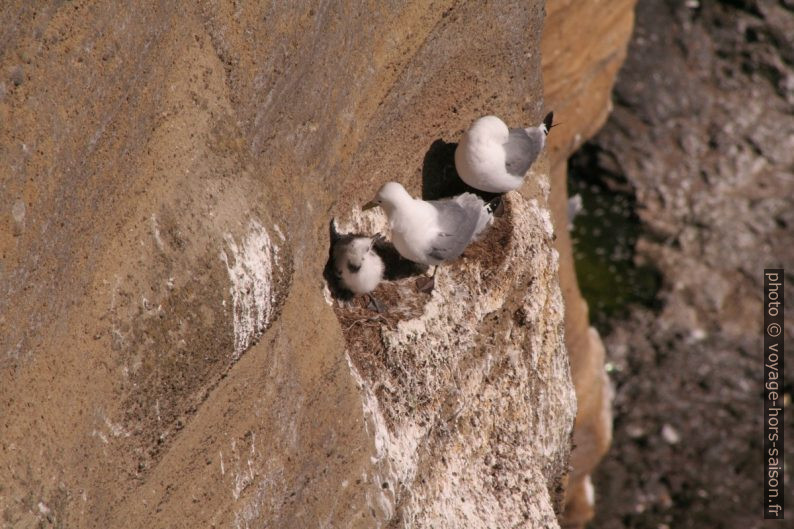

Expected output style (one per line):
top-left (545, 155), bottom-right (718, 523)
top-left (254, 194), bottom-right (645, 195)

top-left (334, 279), bottom-right (428, 380)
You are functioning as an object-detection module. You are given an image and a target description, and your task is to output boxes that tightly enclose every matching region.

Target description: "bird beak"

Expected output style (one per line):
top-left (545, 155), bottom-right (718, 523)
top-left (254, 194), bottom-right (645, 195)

top-left (362, 200), bottom-right (378, 211)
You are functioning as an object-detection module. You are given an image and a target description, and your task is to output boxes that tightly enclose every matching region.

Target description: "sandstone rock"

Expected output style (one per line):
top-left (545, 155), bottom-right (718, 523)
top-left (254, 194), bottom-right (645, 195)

top-left (542, 1), bottom-right (637, 527)
top-left (0, 2), bottom-right (576, 528)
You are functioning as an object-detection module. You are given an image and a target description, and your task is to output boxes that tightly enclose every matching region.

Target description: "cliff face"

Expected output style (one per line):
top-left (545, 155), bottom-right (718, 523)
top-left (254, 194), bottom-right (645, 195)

top-left (1, 2), bottom-right (576, 528)
top-left (541, 1), bottom-right (637, 527)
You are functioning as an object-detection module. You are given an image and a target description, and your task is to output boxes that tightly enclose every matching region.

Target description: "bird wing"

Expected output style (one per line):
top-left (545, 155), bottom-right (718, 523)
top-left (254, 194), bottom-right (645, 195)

top-left (504, 128), bottom-right (544, 178)
top-left (426, 198), bottom-right (480, 262)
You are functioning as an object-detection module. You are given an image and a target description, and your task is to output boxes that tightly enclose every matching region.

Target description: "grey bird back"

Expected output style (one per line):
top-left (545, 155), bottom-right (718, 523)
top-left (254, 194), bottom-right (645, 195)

top-left (426, 198), bottom-right (481, 262)
top-left (504, 128), bottom-right (544, 178)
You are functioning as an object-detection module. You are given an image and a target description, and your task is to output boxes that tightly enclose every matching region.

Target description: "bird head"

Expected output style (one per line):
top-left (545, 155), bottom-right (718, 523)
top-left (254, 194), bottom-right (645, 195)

top-left (363, 182), bottom-right (410, 213)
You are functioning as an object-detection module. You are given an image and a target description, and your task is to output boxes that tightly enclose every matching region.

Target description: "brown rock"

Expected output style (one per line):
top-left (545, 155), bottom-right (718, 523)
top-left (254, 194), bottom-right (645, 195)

top-left (0, 2), bottom-right (575, 528)
top-left (541, 1), bottom-right (637, 527)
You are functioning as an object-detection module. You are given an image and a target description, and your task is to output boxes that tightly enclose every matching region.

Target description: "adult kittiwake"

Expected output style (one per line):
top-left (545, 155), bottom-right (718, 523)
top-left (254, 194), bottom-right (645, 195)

top-left (455, 112), bottom-right (554, 193)
top-left (363, 182), bottom-right (497, 291)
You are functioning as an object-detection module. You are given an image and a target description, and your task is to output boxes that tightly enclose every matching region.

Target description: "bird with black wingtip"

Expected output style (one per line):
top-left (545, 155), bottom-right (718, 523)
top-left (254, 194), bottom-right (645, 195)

top-left (362, 182), bottom-right (499, 292)
top-left (454, 111), bottom-right (554, 193)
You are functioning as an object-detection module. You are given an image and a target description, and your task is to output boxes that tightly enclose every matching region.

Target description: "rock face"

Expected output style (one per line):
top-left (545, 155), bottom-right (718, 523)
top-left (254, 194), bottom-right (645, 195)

top-left (576, 1), bottom-right (794, 528)
top-left (541, 0), bottom-right (637, 526)
top-left (1, 2), bottom-right (578, 528)
top-left (334, 189), bottom-right (573, 527)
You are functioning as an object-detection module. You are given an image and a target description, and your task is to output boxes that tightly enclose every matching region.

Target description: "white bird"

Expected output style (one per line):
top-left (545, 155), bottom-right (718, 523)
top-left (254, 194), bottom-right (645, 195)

top-left (363, 182), bottom-right (496, 290)
top-left (331, 234), bottom-right (385, 296)
top-left (454, 112), bottom-right (553, 193)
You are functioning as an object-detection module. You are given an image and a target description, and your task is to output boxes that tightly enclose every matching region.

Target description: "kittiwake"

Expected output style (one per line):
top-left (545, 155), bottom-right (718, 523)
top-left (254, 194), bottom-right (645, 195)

top-left (455, 111), bottom-right (554, 193)
top-left (363, 182), bottom-right (497, 290)
top-left (327, 222), bottom-right (386, 310)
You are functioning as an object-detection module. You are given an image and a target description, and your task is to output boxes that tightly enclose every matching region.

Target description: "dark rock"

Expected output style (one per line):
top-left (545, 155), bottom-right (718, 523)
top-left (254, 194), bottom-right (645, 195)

top-left (578, 2), bottom-right (794, 528)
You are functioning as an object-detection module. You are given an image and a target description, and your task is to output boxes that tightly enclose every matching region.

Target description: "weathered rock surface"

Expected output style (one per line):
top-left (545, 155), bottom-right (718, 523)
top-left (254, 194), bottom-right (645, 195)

top-left (541, 1), bottom-right (637, 526)
top-left (334, 188), bottom-right (573, 527)
top-left (578, 1), bottom-right (794, 528)
top-left (1, 2), bottom-right (577, 528)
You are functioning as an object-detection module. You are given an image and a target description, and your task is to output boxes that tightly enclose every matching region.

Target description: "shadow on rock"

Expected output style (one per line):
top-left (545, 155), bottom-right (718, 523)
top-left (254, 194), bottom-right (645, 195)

top-left (373, 238), bottom-right (428, 280)
top-left (421, 139), bottom-right (501, 203)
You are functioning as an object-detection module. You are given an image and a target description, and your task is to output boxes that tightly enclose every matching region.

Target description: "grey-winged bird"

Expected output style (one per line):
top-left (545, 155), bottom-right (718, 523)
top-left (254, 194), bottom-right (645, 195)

top-left (363, 182), bottom-right (497, 291)
top-left (454, 111), bottom-right (553, 193)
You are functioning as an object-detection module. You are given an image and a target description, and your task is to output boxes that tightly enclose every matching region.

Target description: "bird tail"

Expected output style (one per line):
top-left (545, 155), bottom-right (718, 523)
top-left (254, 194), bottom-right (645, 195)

top-left (485, 196), bottom-right (502, 216)
top-left (540, 111), bottom-right (554, 135)
top-left (473, 196), bottom-right (502, 239)
top-left (370, 233), bottom-right (386, 249)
